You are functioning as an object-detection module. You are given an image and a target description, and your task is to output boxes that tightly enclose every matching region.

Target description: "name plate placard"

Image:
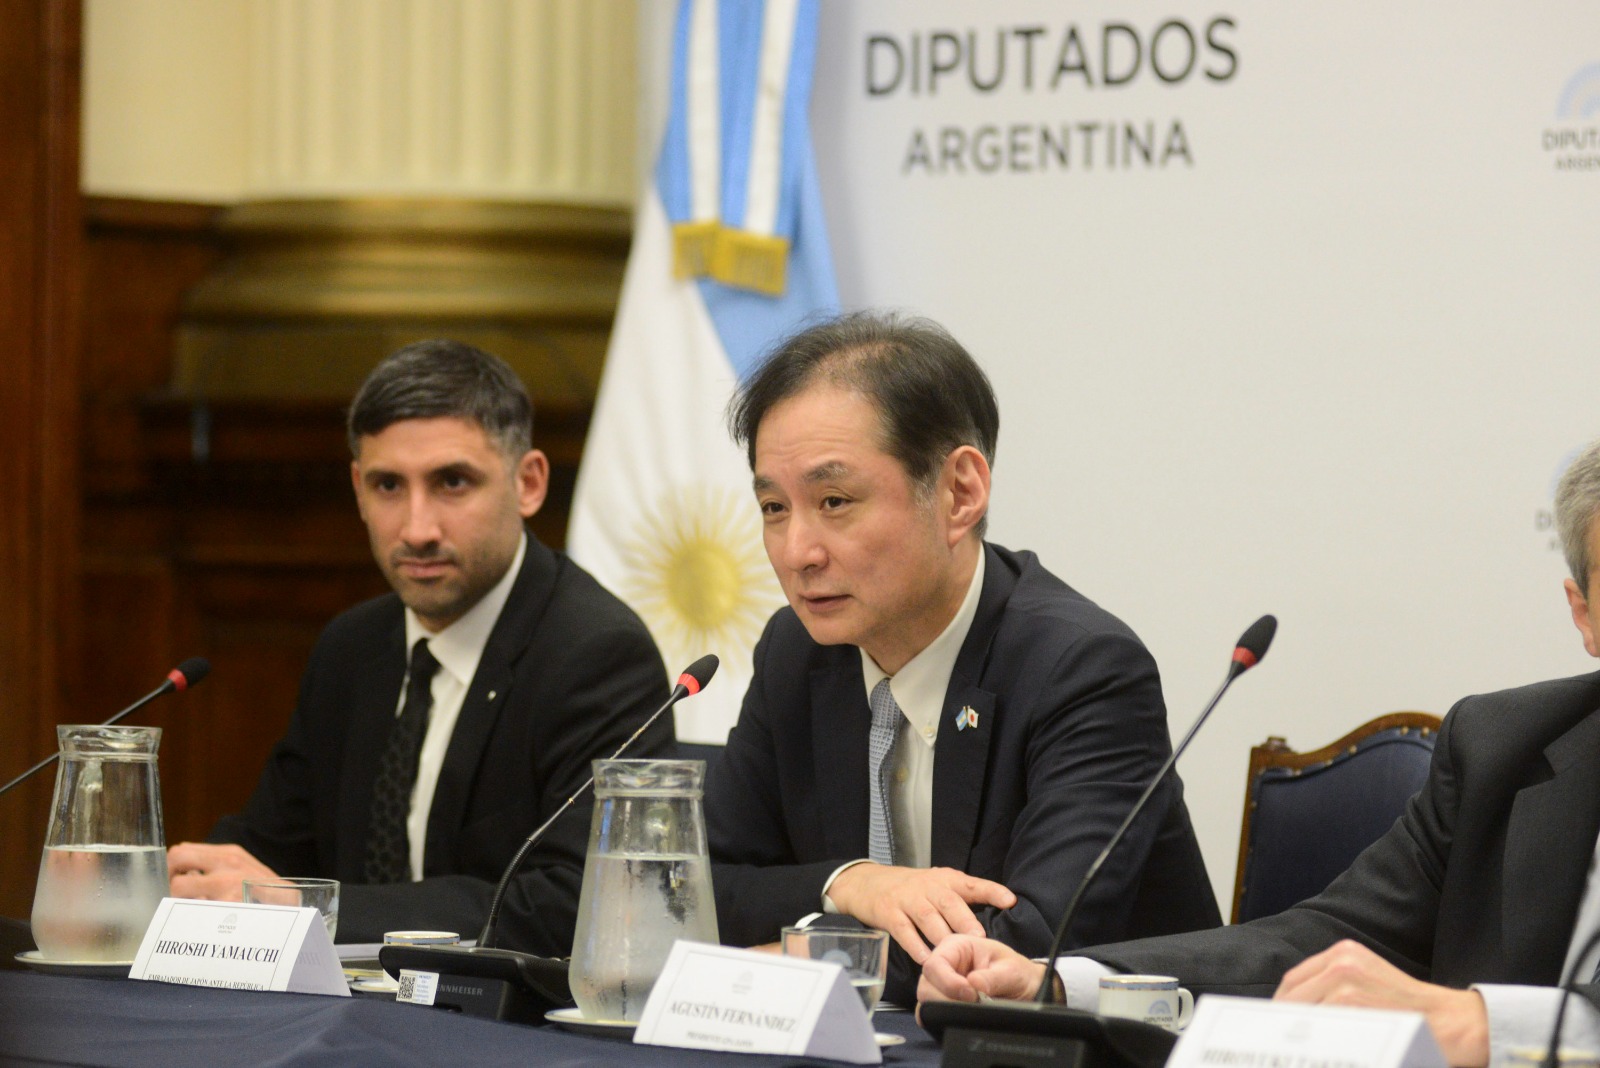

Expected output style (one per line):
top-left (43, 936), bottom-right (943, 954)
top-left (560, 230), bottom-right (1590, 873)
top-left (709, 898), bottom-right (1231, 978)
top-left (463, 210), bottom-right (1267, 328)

top-left (129, 897), bottom-right (348, 996)
top-left (634, 941), bottom-right (880, 1065)
top-left (1169, 995), bottom-right (1446, 1068)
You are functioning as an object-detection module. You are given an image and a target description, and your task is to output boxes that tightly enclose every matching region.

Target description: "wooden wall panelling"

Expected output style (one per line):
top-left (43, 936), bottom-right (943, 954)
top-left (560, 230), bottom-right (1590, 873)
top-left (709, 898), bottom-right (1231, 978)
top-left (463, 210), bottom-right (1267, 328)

top-left (77, 198), bottom-right (230, 856)
top-left (81, 198), bottom-right (223, 498)
top-left (0, 0), bottom-right (84, 921)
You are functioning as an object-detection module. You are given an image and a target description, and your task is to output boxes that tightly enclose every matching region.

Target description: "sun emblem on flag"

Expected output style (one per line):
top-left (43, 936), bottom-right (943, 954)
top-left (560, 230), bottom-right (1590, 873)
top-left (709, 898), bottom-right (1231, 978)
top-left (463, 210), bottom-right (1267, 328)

top-left (620, 486), bottom-right (782, 670)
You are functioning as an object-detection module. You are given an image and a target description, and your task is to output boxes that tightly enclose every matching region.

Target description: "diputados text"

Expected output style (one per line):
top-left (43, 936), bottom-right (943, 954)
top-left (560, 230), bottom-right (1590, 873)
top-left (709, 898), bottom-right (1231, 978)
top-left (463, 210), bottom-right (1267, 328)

top-left (866, 19), bottom-right (1239, 97)
top-left (862, 16), bottom-right (1239, 178)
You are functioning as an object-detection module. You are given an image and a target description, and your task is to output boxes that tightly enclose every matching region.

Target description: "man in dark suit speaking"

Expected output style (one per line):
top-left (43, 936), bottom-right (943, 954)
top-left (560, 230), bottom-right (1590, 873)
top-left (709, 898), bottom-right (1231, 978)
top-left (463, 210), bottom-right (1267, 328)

top-left (919, 437), bottom-right (1600, 1067)
top-left (166, 339), bottom-right (671, 954)
top-left (706, 312), bottom-right (1219, 1004)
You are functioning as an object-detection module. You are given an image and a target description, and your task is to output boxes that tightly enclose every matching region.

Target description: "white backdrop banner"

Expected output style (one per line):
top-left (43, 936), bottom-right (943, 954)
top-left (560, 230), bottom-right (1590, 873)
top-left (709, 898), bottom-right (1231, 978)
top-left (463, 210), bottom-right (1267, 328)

top-left (797, 2), bottom-right (1600, 905)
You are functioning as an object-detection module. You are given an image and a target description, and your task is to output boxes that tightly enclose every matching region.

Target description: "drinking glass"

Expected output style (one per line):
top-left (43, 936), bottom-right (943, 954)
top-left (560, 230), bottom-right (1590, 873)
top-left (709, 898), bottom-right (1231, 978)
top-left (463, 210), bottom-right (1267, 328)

top-left (242, 877), bottom-right (340, 942)
top-left (781, 926), bottom-right (889, 1016)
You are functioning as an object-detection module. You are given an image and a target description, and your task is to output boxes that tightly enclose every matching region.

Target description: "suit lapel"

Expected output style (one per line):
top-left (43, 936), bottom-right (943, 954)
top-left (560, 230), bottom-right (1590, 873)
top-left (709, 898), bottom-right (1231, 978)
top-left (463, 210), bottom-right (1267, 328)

top-left (424, 537), bottom-right (560, 872)
top-left (811, 655), bottom-right (871, 857)
top-left (339, 615), bottom-right (407, 874)
top-left (931, 687), bottom-right (997, 867)
top-left (1503, 706), bottom-right (1600, 981)
top-left (930, 545), bottom-right (1014, 869)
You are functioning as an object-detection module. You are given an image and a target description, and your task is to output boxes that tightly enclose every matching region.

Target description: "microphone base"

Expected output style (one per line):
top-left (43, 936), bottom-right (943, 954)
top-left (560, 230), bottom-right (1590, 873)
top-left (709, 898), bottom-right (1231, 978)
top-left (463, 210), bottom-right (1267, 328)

top-left (378, 944), bottom-right (574, 1025)
top-left (921, 1000), bottom-right (1177, 1068)
top-left (941, 1026), bottom-right (1097, 1068)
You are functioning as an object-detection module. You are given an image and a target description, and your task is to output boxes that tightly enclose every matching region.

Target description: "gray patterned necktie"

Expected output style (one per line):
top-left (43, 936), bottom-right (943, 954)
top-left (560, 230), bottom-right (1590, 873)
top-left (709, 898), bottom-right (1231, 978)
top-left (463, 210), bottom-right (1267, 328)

top-left (867, 678), bottom-right (902, 866)
top-left (364, 639), bottom-right (438, 884)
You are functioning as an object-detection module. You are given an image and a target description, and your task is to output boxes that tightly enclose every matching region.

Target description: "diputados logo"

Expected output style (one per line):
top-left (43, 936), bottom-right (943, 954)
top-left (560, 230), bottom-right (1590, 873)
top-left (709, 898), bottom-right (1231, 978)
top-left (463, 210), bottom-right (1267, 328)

top-left (1545, 63), bottom-right (1600, 172)
top-left (863, 17), bottom-right (1239, 176)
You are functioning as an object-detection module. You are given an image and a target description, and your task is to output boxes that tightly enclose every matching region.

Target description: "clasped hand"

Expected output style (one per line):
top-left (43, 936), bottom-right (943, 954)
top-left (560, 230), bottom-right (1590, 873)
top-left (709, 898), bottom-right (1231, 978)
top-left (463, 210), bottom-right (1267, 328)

top-left (1276, 941), bottom-right (1488, 1067)
top-left (827, 863), bottom-right (1016, 964)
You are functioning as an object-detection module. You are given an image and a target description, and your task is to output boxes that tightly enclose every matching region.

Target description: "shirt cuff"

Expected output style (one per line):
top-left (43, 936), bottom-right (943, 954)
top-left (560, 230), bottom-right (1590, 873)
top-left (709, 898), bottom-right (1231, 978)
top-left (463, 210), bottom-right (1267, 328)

top-left (1475, 984), bottom-right (1600, 1068)
top-left (1052, 957), bottom-right (1117, 1011)
top-left (821, 859), bottom-right (871, 914)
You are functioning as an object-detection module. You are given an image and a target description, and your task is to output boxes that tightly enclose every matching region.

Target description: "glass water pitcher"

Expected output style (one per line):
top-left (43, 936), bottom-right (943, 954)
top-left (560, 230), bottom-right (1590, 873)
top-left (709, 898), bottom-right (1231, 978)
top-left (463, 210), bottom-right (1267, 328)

top-left (31, 725), bottom-right (168, 961)
top-left (569, 759), bottom-right (718, 1022)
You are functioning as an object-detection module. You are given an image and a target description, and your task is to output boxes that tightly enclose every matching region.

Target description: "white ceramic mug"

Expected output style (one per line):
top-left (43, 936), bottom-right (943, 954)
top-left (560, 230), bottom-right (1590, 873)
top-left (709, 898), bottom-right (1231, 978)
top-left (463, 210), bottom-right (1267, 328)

top-left (1097, 974), bottom-right (1194, 1032)
top-left (383, 930), bottom-right (460, 946)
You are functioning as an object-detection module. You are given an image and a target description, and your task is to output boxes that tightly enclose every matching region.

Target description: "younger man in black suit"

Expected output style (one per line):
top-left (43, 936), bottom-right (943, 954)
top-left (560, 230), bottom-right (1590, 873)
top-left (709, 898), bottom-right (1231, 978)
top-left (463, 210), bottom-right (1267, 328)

top-left (167, 339), bottom-right (672, 954)
top-left (706, 312), bottom-right (1218, 1003)
top-left (919, 437), bottom-right (1600, 1068)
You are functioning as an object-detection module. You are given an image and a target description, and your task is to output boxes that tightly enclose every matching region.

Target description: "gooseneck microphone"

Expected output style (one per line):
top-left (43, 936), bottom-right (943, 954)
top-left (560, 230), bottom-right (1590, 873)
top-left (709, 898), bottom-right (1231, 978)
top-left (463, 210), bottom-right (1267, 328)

top-left (1033, 613), bottom-right (1277, 1002)
top-left (0, 657), bottom-right (211, 799)
top-left (379, 654), bottom-right (718, 1023)
top-left (920, 617), bottom-right (1277, 1068)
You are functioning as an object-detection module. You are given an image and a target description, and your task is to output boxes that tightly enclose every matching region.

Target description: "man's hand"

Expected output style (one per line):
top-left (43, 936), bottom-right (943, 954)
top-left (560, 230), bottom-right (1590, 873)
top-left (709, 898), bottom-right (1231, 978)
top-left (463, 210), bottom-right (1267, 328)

top-left (166, 842), bottom-right (279, 902)
top-left (827, 864), bottom-right (1016, 964)
top-left (917, 934), bottom-right (1046, 1008)
top-left (1276, 940), bottom-right (1489, 1068)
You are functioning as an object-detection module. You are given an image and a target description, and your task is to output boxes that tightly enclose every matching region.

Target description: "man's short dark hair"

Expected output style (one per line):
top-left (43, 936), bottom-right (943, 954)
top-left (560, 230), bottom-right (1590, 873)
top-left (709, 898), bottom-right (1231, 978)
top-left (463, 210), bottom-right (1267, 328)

top-left (347, 339), bottom-right (533, 460)
top-left (728, 312), bottom-right (999, 534)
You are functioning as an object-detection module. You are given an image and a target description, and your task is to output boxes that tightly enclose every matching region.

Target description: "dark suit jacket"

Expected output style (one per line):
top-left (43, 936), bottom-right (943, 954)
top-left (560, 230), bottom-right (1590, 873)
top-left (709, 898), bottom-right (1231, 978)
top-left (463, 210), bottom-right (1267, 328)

top-left (706, 542), bottom-right (1220, 1003)
top-left (1089, 670), bottom-right (1600, 995)
top-left (211, 536), bottom-right (672, 955)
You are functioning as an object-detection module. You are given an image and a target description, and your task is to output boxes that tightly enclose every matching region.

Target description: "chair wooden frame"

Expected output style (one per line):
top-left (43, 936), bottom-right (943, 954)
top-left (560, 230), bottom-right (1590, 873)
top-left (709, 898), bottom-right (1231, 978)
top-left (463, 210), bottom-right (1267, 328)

top-left (1231, 711), bottom-right (1442, 924)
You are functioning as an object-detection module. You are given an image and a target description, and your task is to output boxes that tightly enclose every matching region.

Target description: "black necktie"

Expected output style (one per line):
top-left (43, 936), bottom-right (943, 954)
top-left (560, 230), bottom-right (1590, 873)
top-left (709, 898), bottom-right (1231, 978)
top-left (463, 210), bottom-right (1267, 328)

top-left (364, 639), bottom-right (438, 884)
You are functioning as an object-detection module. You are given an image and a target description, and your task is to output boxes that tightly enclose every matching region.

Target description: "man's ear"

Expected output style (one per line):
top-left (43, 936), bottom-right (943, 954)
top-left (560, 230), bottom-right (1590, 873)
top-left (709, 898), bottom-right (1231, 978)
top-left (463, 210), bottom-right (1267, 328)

top-left (942, 445), bottom-right (991, 548)
top-left (517, 449), bottom-right (551, 519)
top-left (350, 460), bottom-right (368, 523)
top-left (1566, 577), bottom-right (1600, 659)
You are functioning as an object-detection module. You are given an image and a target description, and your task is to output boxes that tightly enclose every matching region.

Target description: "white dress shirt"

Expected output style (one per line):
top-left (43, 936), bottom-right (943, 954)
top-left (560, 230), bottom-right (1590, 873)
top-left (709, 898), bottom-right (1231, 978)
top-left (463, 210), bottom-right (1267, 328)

top-left (821, 551), bottom-right (985, 906)
top-left (398, 533), bottom-right (526, 882)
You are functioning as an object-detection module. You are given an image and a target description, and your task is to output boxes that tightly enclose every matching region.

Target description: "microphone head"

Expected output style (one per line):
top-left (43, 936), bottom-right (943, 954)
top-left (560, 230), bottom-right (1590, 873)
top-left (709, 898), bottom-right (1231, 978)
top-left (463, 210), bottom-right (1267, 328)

top-left (1231, 615), bottom-right (1277, 674)
top-left (168, 657), bottom-right (212, 692)
top-left (676, 654), bottom-right (720, 696)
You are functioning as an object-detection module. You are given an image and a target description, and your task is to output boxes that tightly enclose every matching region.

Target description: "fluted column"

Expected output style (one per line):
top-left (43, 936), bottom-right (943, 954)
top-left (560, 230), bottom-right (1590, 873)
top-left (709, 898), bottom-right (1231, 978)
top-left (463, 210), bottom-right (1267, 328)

top-left (248, 0), bottom-right (636, 205)
top-left (86, 0), bottom-right (637, 205)
top-left (83, 0), bottom-right (642, 403)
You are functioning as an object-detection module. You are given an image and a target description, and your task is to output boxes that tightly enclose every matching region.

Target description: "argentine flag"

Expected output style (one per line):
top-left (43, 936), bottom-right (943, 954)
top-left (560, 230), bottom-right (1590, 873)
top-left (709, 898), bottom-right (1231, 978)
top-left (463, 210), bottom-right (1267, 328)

top-left (568, 0), bottom-right (839, 744)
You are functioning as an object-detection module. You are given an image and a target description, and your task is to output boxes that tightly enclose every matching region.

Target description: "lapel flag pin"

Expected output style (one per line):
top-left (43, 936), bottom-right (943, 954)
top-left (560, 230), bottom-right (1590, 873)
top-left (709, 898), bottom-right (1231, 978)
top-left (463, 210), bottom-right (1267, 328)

top-left (953, 706), bottom-right (979, 731)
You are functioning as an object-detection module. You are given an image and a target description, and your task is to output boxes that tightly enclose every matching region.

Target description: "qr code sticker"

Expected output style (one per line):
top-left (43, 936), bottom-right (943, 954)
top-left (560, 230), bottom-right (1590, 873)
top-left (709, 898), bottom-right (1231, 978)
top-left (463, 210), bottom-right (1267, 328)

top-left (396, 969), bottom-right (438, 1006)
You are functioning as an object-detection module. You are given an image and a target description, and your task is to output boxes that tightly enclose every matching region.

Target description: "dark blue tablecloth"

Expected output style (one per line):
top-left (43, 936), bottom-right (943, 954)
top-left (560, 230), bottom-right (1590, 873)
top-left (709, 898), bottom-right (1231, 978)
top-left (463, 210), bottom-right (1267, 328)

top-left (0, 971), bottom-right (941, 1068)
